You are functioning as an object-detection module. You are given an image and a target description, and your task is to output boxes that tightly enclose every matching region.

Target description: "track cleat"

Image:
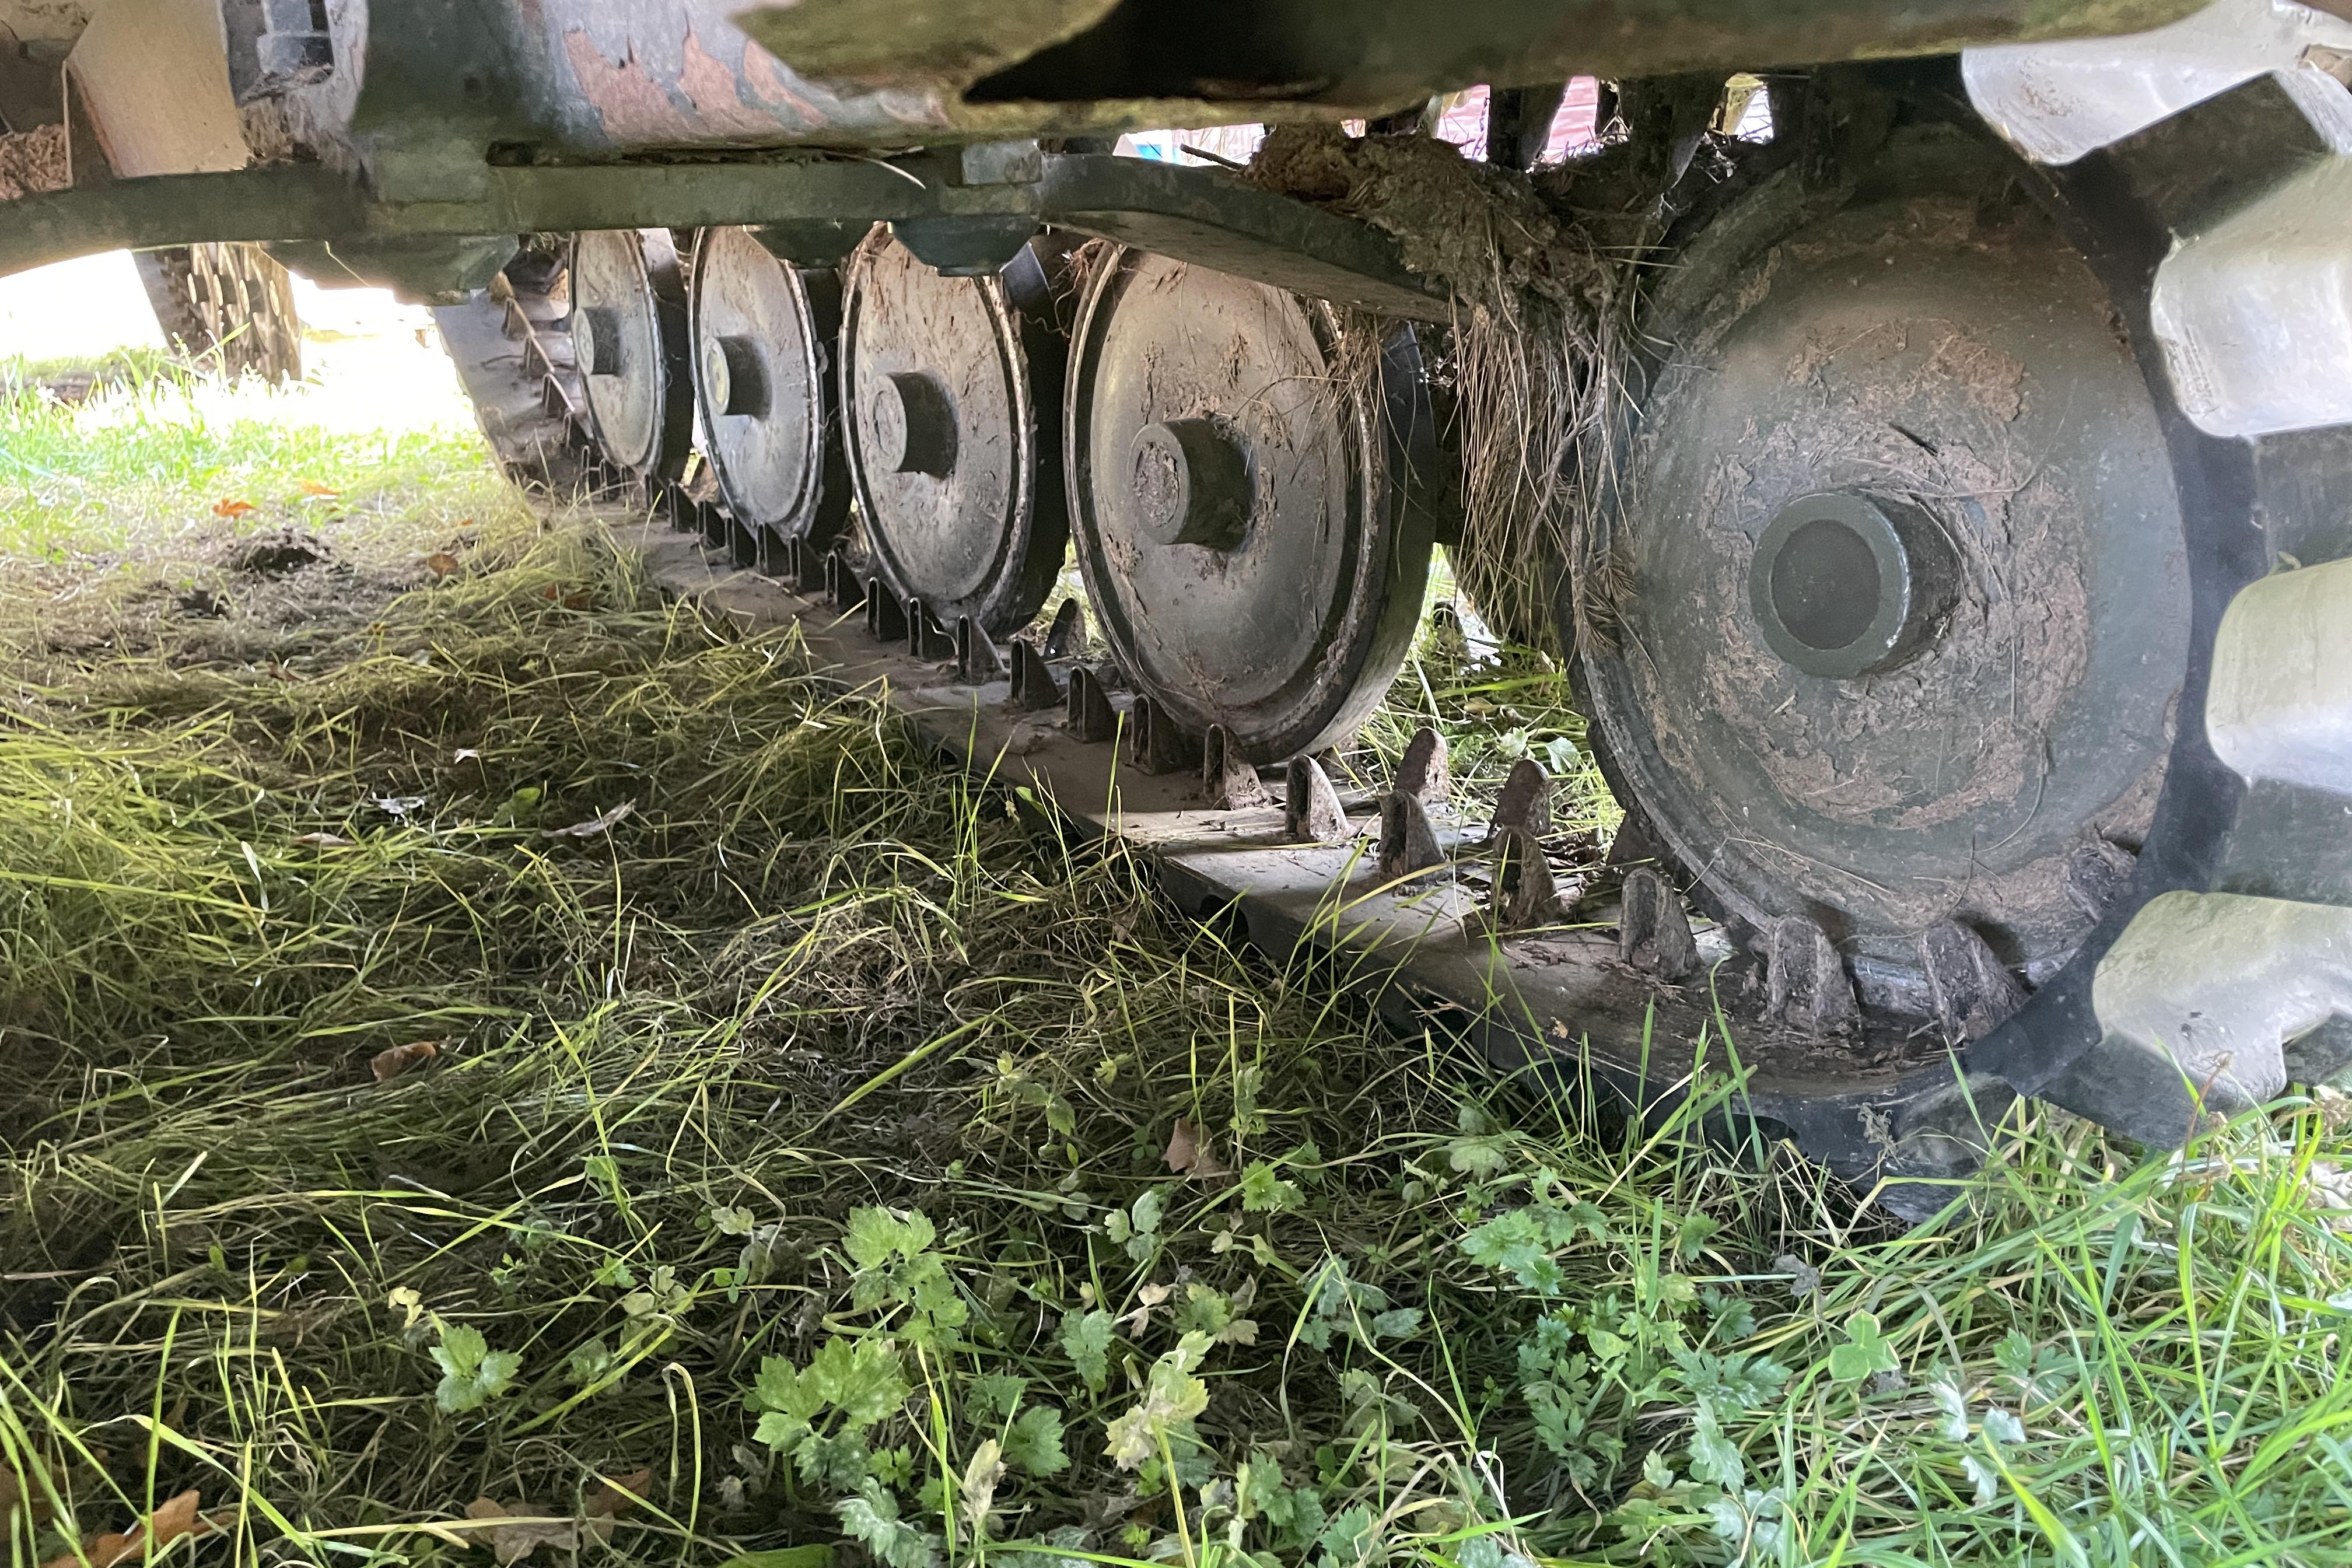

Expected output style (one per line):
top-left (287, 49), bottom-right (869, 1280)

top-left (1917, 921), bottom-right (2026, 1044)
top-left (1618, 867), bottom-right (1699, 981)
top-left (1395, 727), bottom-right (1450, 808)
top-left (1204, 726), bottom-right (1273, 810)
top-left (1763, 917), bottom-right (1860, 1035)
top-left (1284, 756), bottom-right (1349, 844)
top-left (1010, 640), bottom-right (1062, 711)
top-left (1377, 792), bottom-right (1449, 883)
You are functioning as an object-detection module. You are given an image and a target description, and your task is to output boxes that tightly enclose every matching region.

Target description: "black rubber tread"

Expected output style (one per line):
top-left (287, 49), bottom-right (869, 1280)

top-left (1989, 75), bottom-right (2352, 1143)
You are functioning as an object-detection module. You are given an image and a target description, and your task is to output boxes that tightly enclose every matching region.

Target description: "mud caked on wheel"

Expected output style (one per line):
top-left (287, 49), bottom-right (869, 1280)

top-left (838, 228), bottom-right (1074, 636)
top-left (1063, 247), bottom-right (1438, 765)
top-left (570, 228), bottom-right (695, 484)
top-left (135, 242), bottom-right (303, 383)
top-left (1568, 67), bottom-right (2352, 1191)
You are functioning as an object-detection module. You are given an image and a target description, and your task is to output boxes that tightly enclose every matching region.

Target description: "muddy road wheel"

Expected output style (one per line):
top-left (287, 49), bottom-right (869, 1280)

top-left (1064, 249), bottom-right (1436, 765)
top-left (688, 225), bottom-right (851, 556)
top-left (1569, 73), bottom-right (2352, 1176)
top-left (838, 228), bottom-right (1073, 636)
top-left (572, 228), bottom-right (694, 482)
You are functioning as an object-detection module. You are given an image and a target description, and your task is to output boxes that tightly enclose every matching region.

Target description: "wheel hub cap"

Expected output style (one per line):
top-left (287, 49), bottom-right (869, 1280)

top-left (1748, 492), bottom-right (1957, 679)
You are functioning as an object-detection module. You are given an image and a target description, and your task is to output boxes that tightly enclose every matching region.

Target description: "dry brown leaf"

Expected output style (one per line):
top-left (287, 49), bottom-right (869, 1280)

top-left (543, 801), bottom-right (636, 839)
top-left (460, 1498), bottom-right (576, 1566)
top-left (1164, 1116), bottom-right (1228, 1180)
top-left (211, 499), bottom-right (256, 519)
top-left (44, 1488), bottom-right (208, 1568)
top-left (299, 481), bottom-right (340, 498)
top-left (370, 1040), bottom-right (440, 1083)
top-left (1, 1452), bottom-right (55, 1527)
top-left (584, 1470), bottom-right (652, 1518)
top-left (459, 1483), bottom-right (646, 1566)
top-left (425, 552), bottom-right (461, 578)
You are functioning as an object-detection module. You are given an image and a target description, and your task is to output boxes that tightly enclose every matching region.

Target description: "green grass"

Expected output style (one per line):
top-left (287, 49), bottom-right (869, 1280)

top-left (0, 351), bottom-right (497, 556)
top-left (2, 355), bottom-right (2351, 1568)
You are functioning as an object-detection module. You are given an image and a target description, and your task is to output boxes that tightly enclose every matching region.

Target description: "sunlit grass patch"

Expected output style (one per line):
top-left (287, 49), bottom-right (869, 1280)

top-left (0, 349), bottom-right (496, 558)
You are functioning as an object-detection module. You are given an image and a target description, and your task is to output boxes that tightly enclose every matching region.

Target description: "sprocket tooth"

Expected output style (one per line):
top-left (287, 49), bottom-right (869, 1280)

top-left (1916, 921), bottom-right (2025, 1043)
top-left (2207, 556), bottom-right (2352, 793)
top-left (1618, 867), bottom-right (1698, 981)
top-left (2090, 890), bottom-right (2352, 1124)
top-left (1763, 916), bottom-right (1860, 1035)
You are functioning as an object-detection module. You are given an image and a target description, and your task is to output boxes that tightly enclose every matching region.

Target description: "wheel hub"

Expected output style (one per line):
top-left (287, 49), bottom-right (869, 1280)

top-left (1127, 419), bottom-right (1250, 550)
top-left (868, 371), bottom-right (959, 477)
top-left (1581, 159), bottom-right (2193, 1003)
top-left (1748, 492), bottom-right (1957, 680)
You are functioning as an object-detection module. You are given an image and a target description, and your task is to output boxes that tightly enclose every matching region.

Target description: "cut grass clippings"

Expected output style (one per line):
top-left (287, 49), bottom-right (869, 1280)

top-left (2, 359), bottom-right (2351, 1568)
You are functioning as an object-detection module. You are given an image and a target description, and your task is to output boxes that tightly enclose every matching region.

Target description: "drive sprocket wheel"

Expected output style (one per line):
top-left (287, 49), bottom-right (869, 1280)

top-left (570, 229), bottom-right (694, 482)
top-left (135, 242), bottom-right (303, 383)
top-left (688, 226), bottom-right (850, 553)
top-left (1574, 74), bottom-right (2352, 1158)
top-left (838, 228), bottom-right (1073, 636)
top-left (1583, 130), bottom-right (2191, 1013)
top-left (1064, 248), bottom-right (1436, 764)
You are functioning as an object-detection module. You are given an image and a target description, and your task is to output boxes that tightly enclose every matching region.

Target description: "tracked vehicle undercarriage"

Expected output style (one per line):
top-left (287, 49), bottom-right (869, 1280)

top-left (6, 0), bottom-right (2351, 1214)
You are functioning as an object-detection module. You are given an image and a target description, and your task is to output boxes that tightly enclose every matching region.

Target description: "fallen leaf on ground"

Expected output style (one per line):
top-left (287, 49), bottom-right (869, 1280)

top-left (461, 1498), bottom-right (577, 1566)
top-left (299, 481), bottom-right (339, 498)
top-left (1, 1452), bottom-right (55, 1526)
top-left (371, 1040), bottom-right (440, 1083)
top-left (580, 1469), bottom-right (652, 1541)
top-left (1164, 1117), bottom-right (1229, 1180)
top-left (425, 552), bottom-right (460, 578)
top-left (544, 801), bottom-right (635, 839)
top-left (43, 1489), bottom-right (208, 1568)
top-left (211, 499), bottom-right (255, 519)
